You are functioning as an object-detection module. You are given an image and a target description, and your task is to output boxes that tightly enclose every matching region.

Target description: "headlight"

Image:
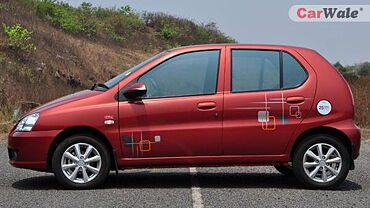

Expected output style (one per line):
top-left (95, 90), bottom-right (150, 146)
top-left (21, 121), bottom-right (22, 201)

top-left (16, 113), bottom-right (39, 132)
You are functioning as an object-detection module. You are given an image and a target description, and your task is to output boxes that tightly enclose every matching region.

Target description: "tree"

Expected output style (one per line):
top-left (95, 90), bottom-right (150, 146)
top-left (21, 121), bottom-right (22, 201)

top-left (333, 61), bottom-right (346, 74)
top-left (358, 62), bottom-right (370, 76)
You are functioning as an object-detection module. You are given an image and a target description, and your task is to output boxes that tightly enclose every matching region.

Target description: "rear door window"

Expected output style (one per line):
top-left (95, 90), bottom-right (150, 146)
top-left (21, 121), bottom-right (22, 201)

top-left (231, 50), bottom-right (280, 92)
top-left (282, 52), bottom-right (307, 88)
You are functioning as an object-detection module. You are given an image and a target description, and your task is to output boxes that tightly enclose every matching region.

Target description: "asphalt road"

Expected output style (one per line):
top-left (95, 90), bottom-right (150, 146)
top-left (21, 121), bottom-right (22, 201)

top-left (0, 140), bottom-right (369, 208)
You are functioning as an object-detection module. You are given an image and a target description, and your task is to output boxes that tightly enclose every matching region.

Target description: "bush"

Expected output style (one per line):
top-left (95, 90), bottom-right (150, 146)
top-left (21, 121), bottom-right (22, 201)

top-left (0, 3), bottom-right (9, 11)
top-left (159, 19), bottom-right (179, 40)
top-left (118, 5), bottom-right (145, 32)
top-left (358, 62), bottom-right (370, 76)
top-left (2, 23), bottom-right (36, 51)
top-left (143, 12), bottom-right (235, 46)
top-left (36, 0), bottom-right (94, 34)
top-left (33, 0), bottom-right (234, 46)
top-left (196, 27), bottom-right (211, 40)
top-left (104, 10), bottom-right (144, 41)
top-left (105, 25), bottom-right (125, 41)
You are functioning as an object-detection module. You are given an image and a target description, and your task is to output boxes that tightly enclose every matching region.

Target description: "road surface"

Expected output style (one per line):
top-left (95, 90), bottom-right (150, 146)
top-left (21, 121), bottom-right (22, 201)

top-left (0, 139), bottom-right (369, 207)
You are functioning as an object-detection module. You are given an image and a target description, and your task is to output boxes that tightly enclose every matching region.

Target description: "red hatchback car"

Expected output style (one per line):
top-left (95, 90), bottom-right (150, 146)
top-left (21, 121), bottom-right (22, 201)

top-left (8, 44), bottom-right (361, 189)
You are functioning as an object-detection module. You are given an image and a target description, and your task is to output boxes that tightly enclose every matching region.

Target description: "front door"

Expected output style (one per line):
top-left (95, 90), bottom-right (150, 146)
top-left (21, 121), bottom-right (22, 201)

top-left (118, 49), bottom-right (225, 158)
top-left (223, 47), bottom-right (316, 155)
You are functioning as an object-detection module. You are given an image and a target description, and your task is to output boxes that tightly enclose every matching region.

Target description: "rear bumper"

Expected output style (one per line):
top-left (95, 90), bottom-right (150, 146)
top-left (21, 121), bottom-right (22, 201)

top-left (325, 119), bottom-right (361, 159)
top-left (8, 130), bottom-right (61, 171)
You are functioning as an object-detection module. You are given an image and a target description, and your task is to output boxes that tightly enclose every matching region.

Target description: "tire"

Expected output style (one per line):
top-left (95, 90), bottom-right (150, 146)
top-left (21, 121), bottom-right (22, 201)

top-left (292, 134), bottom-right (350, 189)
top-left (274, 165), bottom-right (294, 176)
top-left (52, 134), bottom-right (111, 189)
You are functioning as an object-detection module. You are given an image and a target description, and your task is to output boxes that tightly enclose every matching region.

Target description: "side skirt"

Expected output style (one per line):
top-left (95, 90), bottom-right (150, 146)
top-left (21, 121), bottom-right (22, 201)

top-left (117, 154), bottom-right (290, 169)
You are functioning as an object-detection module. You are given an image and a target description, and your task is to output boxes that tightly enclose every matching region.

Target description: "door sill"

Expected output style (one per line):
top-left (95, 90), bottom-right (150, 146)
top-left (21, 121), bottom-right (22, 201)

top-left (117, 154), bottom-right (289, 169)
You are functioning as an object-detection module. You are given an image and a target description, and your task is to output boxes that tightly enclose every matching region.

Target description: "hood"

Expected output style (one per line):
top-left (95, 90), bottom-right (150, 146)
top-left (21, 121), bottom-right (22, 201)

top-left (29, 90), bottom-right (102, 114)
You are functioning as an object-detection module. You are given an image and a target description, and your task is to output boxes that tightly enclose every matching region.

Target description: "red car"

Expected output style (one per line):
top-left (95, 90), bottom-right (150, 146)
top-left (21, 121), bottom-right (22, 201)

top-left (8, 44), bottom-right (361, 189)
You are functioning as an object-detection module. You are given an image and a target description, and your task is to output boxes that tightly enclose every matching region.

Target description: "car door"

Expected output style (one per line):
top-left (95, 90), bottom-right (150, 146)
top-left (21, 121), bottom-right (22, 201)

top-left (118, 48), bottom-right (225, 158)
top-left (222, 46), bottom-right (316, 155)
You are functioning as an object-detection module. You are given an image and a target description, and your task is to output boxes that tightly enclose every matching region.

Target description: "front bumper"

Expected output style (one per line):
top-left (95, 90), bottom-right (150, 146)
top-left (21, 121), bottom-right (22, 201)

top-left (8, 130), bottom-right (61, 171)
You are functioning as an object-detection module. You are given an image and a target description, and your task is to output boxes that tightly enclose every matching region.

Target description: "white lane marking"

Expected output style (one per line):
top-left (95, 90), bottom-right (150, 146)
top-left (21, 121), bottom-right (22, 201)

top-left (189, 167), bottom-right (204, 208)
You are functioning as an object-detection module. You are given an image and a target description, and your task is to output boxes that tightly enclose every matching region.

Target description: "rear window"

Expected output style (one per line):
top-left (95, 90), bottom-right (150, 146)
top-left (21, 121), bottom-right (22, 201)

top-left (283, 52), bottom-right (307, 88)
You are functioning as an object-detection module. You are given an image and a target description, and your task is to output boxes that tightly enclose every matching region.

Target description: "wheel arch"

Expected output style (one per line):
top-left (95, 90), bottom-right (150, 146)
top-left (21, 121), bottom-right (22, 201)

top-left (290, 126), bottom-right (353, 161)
top-left (47, 126), bottom-right (117, 172)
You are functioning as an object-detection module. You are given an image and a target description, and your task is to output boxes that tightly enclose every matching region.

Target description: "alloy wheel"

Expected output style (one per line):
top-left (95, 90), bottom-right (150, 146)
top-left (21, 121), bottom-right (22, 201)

top-left (61, 143), bottom-right (102, 184)
top-left (303, 143), bottom-right (342, 183)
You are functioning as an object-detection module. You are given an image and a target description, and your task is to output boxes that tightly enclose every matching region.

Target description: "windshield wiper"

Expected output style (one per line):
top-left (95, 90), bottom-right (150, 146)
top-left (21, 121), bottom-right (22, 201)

top-left (91, 83), bottom-right (110, 90)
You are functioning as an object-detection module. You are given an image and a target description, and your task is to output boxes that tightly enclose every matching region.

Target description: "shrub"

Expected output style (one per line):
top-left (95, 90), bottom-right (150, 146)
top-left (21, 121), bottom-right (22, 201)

top-left (159, 20), bottom-right (179, 40)
top-left (36, 0), bottom-right (90, 34)
top-left (0, 3), bottom-right (9, 11)
top-left (119, 5), bottom-right (133, 16)
top-left (196, 27), bottom-right (211, 40)
top-left (105, 25), bottom-right (125, 41)
top-left (358, 62), bottom-right (370, 76)
top-left (2, 23), bottom-right (36, 51)
top-left (33, 0), bottom-right (234, 46)
top-left (104, 10), bottom-right (144, 41)
top-left (118, 5), bottom-right (145, 32)
top-left (36, 0), bottom-right (80, 32)
top-left (143, 12), bottom-right (235, 45)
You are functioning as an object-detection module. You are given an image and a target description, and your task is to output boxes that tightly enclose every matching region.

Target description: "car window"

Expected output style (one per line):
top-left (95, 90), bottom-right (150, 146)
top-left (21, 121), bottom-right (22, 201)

top-left (283, 52), bottom-right (307, 88)
top-left (138, 50), bottom-right (220, 98)
top-left (104, 51), bottom-right (168, 89)
top-left (232, 50), bottom-right (280, 92)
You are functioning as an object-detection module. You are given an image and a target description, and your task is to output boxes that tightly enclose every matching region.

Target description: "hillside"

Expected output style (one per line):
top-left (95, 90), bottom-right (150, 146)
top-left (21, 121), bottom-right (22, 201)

top-left (0, 0), bottom-right (234, 131)
top-left (0, 0), bottom-right (369, 133)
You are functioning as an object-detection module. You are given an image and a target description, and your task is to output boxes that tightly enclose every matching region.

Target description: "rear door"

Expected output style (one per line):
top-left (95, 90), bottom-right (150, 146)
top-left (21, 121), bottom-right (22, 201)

top-left (222, 46), bottom-right (316, 155)
top-left (118, 47), bottom-right (225, 158)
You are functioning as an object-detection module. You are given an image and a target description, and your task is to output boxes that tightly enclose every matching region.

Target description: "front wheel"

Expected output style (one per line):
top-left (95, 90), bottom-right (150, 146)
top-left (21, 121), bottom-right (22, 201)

top-left (52, 135), bottom-right (111, 189)
top-left (293, 134), bottom-right (350, 189)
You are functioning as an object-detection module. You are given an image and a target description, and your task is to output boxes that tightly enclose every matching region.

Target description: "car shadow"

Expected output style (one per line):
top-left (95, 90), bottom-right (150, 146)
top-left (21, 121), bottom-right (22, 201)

top-left (12, 171), bottom-right (362, 191)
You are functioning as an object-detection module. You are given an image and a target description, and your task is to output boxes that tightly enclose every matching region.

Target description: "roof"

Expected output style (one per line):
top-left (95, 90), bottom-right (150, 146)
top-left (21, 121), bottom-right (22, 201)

top-left (172, 43), bottom-right (316, 53)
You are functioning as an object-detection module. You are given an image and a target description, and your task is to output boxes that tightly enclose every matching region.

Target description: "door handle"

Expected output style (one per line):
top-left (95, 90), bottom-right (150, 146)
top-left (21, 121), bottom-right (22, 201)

top-left (286, 96), bottom-right (305, 104)
top-left (197, 102), bottom-right (216, 110)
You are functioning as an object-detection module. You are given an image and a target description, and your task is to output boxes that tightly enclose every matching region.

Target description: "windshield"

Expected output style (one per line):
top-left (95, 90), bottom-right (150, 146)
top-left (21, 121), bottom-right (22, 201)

top-left (103, 51), bottom-right (169, 88)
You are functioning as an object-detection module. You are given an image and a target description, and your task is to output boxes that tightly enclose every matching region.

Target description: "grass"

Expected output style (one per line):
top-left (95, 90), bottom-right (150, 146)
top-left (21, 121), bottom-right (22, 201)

top-left (0, 0), bottom-right (235, 133)
top-left (362, 129), bottom-right (370, 140)
top-left (348, 75), bottom-right (370, 128)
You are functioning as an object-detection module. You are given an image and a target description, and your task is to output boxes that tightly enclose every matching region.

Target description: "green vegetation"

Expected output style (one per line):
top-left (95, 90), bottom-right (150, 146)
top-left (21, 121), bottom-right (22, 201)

top-left (0, 0), bottom-right (235, 133)
top-left (142, 12), bottom-right (235, 47)
top-left (36, 0), bottom-right (95, 34)
top-left (159, 19), bottom-right (180, 40)
top-left (2, 23), bottom-right (35, 51)
top-left (334, 61), bottom-right (370, 80)
top-left (334, 62), bottom-right (370, 128)
top-left (0, 3), bottom-right (9, 11)
top-left (33, 0), bottom-right (234, 48)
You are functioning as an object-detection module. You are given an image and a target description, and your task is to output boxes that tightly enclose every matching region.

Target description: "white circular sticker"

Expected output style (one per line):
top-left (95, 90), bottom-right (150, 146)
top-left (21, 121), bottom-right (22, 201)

top-left (317, 100), bottom-right (332, 115)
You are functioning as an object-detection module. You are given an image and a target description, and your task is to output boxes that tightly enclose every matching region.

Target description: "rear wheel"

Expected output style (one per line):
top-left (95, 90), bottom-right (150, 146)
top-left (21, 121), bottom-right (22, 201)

top-left (293, 134), bottom-right (350, 189)
top-left (52, 134), bottom-right (111, 189)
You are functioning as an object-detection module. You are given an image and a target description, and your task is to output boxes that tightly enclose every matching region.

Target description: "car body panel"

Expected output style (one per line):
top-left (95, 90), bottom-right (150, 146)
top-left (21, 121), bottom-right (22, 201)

top-left (8, 130), bottom-right (61, 170)
top-left (222, 45), bottom-right (317, 155)
top-left (7, 44), bottom-right (361, 172)
top-left (117, 46), bottom-right (226, 158)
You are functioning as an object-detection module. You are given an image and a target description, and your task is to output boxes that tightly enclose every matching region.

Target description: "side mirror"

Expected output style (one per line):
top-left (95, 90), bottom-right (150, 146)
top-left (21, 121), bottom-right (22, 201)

top-left (123, 82), bottom-right (147, 100)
